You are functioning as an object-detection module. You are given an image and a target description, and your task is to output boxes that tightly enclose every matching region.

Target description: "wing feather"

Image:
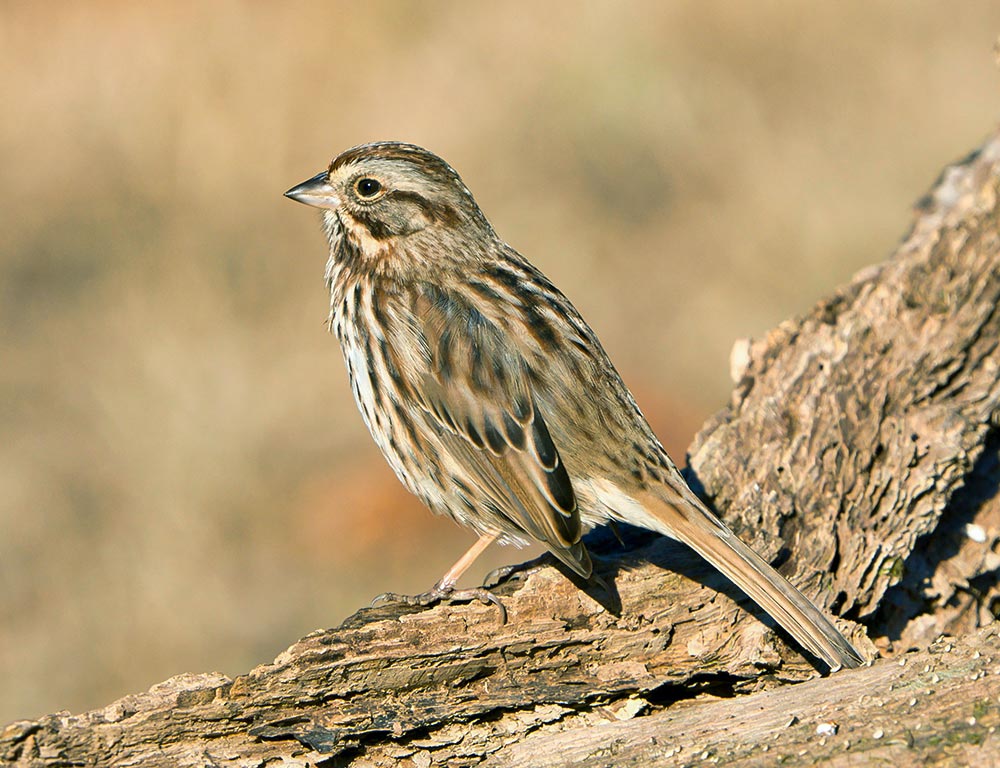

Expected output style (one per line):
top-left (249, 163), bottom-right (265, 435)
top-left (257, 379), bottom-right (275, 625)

top-left (382, 283), bottom-right (591, 576)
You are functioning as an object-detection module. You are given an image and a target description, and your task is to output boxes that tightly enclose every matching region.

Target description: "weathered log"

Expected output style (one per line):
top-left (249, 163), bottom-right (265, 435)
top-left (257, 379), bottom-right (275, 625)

top-left (491, 625), bottom-right (1000, 768)
top-left (4, 131), bottom-right (999, 767)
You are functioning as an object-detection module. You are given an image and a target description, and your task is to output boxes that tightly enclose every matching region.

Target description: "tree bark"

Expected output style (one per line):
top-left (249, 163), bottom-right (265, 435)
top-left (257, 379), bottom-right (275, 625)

top-left (4, 132), bottom-right (1000, 767)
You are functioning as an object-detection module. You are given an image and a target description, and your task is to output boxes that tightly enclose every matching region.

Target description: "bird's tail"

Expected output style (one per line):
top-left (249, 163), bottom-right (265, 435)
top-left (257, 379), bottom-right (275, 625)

top-left (632, 487), bottom-right (864, 670)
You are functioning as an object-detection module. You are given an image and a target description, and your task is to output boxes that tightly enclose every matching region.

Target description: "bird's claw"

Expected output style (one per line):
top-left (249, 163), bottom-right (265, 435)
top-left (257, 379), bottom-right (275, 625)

top-left (483, 562), bottom-right (539, 589)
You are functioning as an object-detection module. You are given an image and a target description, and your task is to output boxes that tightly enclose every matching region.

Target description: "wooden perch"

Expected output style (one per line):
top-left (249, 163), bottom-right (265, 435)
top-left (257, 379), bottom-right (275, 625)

top-left (4, 131), bottom-right (1000, 767)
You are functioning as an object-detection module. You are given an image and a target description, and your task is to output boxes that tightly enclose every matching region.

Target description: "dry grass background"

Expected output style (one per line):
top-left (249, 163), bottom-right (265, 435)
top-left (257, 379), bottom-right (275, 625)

top-left (1, 0), bottom-right (998, 724)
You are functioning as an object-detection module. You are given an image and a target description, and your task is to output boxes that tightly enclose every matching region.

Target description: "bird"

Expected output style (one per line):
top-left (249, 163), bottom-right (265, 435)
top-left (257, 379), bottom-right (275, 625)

top-left (284, 141), bottom-right (864, 670)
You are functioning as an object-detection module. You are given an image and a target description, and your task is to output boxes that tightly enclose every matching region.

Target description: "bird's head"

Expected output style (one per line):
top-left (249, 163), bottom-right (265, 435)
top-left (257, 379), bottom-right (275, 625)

top-left (285, 142), bottom-right (493, 264)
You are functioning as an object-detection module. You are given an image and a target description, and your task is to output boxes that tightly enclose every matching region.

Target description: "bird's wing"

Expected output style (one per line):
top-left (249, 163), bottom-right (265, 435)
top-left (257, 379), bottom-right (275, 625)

top-left (379, 283), bottom-right (592, 577)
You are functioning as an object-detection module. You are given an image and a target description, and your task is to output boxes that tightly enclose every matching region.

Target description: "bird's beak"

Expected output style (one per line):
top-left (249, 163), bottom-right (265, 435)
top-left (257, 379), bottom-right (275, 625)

top-left (284, 172), bottom-right (341, 209)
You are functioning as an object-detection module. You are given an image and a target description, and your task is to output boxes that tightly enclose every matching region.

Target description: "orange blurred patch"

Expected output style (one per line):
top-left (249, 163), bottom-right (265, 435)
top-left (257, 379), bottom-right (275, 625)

top-left (627, 377), bottom-right (708, 463)
top-left (289, 457), bottom-right (437, 563)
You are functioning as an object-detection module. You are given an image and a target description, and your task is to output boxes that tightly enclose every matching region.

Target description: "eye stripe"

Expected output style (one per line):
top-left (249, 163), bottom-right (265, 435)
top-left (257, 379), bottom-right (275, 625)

top-left (389, 190), bottom-right (461, 226)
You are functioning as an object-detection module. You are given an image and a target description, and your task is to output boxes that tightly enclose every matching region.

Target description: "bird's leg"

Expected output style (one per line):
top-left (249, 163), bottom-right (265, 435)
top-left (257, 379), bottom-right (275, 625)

top-left (371, 533), bottom-right (508, 622)
top-left (438, 531), bottom-right (498, 586)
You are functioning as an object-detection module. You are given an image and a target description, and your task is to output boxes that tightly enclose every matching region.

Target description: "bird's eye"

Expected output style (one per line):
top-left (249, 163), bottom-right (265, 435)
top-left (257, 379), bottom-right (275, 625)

top-left (354, 177), bottom-right (384, 199)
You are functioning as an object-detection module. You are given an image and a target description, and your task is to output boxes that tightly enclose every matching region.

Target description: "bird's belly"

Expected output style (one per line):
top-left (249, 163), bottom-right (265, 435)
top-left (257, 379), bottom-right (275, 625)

top-left (336, 326), bottom-right (462, 516)
top-left (338, 331), bottom-right (406, 473)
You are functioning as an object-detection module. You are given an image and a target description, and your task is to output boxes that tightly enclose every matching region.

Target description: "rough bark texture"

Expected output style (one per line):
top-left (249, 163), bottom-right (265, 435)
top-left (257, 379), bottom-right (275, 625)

top-left (4, 133), bottom-right (1000, 767)
top-left (688, 136), bottom-right (1000, 643)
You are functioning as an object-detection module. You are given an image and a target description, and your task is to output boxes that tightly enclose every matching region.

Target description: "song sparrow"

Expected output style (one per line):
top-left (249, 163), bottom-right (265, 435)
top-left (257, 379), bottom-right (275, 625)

top-left (285, 142), bottom-right (863, 670)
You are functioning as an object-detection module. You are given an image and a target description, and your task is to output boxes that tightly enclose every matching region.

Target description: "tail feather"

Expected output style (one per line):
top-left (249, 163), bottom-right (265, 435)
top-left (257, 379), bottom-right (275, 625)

top-left (548, 539), bottom-right (593, 579)
top-left (634, 490), bottom-right (863, 670)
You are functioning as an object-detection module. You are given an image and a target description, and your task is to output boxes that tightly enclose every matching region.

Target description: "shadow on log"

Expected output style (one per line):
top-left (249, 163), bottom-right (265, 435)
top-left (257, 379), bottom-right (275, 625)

top-left (4, 132), bottom-right (1000, 767)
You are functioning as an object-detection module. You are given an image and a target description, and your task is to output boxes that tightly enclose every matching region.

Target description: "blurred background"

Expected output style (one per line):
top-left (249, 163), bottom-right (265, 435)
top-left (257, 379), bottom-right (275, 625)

top-left (2, 0), bottom-right (999, 724)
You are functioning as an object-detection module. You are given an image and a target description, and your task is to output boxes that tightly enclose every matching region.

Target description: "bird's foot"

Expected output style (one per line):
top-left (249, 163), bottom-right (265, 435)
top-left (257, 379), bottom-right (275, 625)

top-left (482, 562), bottom-right (540, 589)
top-left (371, 581), bottom-right (508, 623)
